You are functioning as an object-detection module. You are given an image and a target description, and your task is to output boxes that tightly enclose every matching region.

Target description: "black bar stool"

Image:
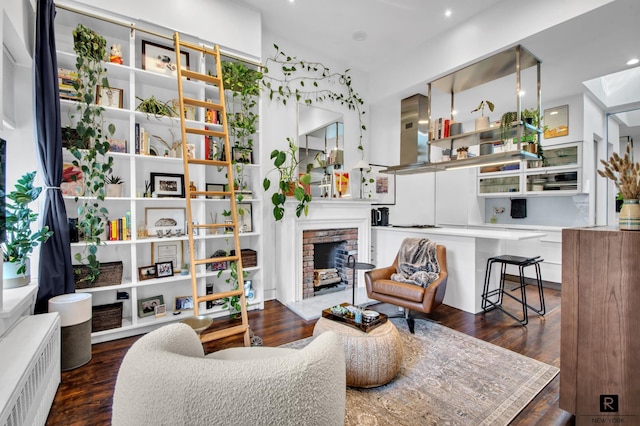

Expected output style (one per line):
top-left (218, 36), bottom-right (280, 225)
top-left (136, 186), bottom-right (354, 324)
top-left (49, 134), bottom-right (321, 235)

top-left (481, 255), bottom-right (546, 326)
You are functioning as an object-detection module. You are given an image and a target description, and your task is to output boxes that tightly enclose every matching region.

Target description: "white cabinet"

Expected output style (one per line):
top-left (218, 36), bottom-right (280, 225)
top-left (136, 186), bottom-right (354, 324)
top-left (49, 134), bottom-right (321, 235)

top-left (55, 6), bottom-right (263, 342)
top-left (477, 142), bottom-right (582, 198)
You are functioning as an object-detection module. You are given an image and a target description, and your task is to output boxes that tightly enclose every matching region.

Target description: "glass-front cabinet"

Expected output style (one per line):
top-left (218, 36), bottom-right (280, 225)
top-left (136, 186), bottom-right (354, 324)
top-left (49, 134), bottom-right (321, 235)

top-left (477, 142), bottom-right (582, 196)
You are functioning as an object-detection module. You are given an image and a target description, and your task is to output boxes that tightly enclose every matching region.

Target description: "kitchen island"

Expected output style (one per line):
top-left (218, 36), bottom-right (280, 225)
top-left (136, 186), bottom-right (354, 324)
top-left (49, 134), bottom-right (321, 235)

top-left (372, 226), bottom-right (546, 314)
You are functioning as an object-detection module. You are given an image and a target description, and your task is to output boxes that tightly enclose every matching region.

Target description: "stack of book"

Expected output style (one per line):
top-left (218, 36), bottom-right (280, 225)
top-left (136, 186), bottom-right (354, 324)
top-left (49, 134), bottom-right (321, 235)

top-left (430, 117), bottom-right (451, 141)
top-left (58, 67), bottom-right (79, 100)
top-left (134, 123), bottom-right (150, 155)
top-left (107, 212), bottom-right (132, 241)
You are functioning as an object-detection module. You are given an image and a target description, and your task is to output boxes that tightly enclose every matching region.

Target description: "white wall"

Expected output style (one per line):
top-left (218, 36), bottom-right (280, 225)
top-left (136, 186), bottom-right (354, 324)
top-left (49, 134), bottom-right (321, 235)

top-left (66, 0), bottom-right (261, 60)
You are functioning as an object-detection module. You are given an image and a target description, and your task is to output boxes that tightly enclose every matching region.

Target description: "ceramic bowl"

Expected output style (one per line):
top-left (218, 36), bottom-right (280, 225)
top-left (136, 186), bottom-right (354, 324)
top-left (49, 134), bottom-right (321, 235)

top-left (180, 315), bottom-right (213, 334)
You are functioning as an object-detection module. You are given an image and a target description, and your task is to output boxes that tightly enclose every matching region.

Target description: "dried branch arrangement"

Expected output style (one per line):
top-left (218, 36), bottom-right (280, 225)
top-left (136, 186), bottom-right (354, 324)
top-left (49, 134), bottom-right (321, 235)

top-left (597, 145), bottom-right (640, 199)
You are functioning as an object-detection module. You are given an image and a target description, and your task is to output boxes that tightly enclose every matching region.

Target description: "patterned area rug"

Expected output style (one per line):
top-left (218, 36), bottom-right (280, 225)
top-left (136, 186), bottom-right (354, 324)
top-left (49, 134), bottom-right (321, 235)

top-left (282, 319), bottom-right (558, 425)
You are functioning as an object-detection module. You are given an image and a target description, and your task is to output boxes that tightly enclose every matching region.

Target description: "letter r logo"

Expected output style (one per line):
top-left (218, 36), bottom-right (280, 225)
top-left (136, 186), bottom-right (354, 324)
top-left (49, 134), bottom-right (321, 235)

top-left (600, 395), bottom-right (618, 412)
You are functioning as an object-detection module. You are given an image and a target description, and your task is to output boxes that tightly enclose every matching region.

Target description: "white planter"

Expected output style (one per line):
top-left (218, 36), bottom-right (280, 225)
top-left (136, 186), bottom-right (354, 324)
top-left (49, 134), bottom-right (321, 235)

top-left (106, 184), bottom-right (122, 197)
top-left (475, 116), bottom-right (490, 131)
top-left (3, 259), bottom-right (31, 289)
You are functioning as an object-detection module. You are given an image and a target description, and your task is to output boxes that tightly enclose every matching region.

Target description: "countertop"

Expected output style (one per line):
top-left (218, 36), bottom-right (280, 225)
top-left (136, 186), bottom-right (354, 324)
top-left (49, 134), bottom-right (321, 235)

top-left (373, 225), bottom-right (546, 240)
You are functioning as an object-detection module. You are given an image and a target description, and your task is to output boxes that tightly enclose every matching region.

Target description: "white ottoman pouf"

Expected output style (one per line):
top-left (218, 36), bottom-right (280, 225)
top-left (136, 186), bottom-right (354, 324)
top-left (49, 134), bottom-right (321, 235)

top-left (313, 317), bottom-right (403, 388)
top-left (49, 293), bottom-right (92, 370)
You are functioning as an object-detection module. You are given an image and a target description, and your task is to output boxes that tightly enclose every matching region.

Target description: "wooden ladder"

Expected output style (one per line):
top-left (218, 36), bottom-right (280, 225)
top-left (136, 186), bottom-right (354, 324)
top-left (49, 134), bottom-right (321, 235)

top-left (173, 32), bottom-right (250, 346)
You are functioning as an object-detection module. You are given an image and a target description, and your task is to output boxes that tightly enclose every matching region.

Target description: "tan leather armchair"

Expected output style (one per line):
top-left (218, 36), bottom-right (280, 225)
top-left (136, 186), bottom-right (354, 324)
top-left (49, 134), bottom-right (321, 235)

top-left (365, 245), bottom-right (448, 333)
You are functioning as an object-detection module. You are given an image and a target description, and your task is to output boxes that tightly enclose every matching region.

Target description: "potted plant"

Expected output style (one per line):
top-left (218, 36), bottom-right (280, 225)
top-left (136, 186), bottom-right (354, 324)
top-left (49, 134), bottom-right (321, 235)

top-left (68, 24), bottom-right (115, 284)
top-left (2, 172), bottom-right (53, 288)
top-left (598, 144), bottom-right (640, 230)
top-left (263, 138), bottom-right (311, 221)
top-left (105, 175), bottom-right (124, 197)
top-left (471, 100), bottom-right (494, 130)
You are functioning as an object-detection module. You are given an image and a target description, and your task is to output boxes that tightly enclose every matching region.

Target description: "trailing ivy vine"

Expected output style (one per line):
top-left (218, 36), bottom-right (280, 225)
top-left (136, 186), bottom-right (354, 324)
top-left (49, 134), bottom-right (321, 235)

top-left (69, 24), bottom-right (115, 283)
top-left (261, 44), bottom-right (367, 157)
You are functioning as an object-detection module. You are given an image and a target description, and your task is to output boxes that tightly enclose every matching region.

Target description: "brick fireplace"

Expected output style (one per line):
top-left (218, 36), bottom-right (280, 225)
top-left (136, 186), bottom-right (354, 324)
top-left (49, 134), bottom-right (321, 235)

top-left (302, 228), bottom-right (358, 299)
top-left (274, 199), bottom-right (372, 309)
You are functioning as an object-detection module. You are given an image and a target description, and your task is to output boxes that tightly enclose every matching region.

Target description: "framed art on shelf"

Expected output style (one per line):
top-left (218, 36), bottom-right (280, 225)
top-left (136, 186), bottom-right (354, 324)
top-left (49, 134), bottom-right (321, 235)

top-left (151, 239), bottom-right (184, 272)
top-left (145, 207), bottom-right (186, 237)
top-left (155, 261), bottom-right (174, 278)
top-left (138, 295), bottom-right (164, 318)
top-left (141, 40), bottom-right (189, 77)
top-left (137, 265), bottom-right (157, 281)
top-left (543, 105), bottom-right (569, 139)
top-left (96, 85), bottom-right (123, 108)
top-left (150, 172), bottom-right (185, 198)
top-left (206, 183), bottom-right (225, 199)
top-left (175, 296), bottom-right (194, 311)
top-left (370, 164), bottom-right (396, 205)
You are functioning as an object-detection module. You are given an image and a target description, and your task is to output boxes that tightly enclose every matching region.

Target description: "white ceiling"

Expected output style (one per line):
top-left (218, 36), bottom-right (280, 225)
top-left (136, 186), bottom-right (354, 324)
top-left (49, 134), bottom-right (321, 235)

top-left (239, 0), bottom-right (640, 138)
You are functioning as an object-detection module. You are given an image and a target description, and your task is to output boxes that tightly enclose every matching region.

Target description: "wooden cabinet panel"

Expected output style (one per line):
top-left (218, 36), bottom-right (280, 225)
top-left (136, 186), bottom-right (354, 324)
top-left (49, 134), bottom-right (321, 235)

top-left (561, 228), bottom-right (640, 424)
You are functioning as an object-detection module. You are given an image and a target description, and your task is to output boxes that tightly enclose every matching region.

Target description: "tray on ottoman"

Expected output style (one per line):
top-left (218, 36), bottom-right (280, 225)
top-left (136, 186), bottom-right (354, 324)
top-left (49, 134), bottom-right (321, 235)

top-left (321, 303), bottom-right (387, 333)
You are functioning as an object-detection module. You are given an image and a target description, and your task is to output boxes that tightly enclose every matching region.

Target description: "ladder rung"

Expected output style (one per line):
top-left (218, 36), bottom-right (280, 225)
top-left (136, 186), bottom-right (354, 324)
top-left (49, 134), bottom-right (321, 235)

top-left (190, 190), bottom-right (233, 198)
top-left (183, 97), bottom-right (223, 110)
top-left (196, 289), bottom-right (243, 304)
top-left (187, 158), bottom-right (228, 167)
top-left (192, 222), bottom-right (230, 229)
top-left (176, 40), bottom-right (218, 56)
top-left (185, 127), bottom-right (226, 138)
top-left (181, 70), bottom-right (221, 86)
top-left (199, 324), bottom-right (249, 343)
top-left (193, 254), bottom-right (239, 266)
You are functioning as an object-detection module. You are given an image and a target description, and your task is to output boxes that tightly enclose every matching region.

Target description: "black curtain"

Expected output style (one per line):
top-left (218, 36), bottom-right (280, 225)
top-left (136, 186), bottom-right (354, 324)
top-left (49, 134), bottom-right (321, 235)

top-left (34, 0), bottom-right (75, 313)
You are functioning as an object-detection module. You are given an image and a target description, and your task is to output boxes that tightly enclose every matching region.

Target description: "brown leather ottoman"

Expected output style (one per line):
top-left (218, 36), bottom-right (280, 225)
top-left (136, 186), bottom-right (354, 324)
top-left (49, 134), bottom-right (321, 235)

top-left (313, 316), bottom-right (403, 388)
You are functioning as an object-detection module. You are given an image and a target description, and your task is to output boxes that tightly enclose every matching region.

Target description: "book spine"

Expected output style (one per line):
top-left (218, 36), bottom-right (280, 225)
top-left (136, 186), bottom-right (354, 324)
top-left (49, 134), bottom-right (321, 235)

top-left (135, 123), bottom-right (140, 154)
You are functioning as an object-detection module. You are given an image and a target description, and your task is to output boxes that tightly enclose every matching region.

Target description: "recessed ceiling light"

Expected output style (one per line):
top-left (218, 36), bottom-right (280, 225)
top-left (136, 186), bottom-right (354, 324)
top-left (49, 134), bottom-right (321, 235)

top-left (445, 9), bottom-right (452, 17)
top-left (352, 31), bottom-right (367, 42)
top-left (627, 58), bottom-right (639, 66)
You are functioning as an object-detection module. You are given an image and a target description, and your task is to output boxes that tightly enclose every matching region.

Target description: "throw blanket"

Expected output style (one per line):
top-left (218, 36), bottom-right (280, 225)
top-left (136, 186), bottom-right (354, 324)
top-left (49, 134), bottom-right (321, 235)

top-left (391, 238), bottom-right (440, 287)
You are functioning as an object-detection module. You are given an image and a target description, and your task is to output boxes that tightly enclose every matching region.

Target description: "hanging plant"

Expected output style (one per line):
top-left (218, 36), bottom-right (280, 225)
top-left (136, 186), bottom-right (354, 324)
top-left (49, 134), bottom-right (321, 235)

top-left (68, 24), bottom-right (115, 284)
top-left (221, 61), bottom-right (262, 151)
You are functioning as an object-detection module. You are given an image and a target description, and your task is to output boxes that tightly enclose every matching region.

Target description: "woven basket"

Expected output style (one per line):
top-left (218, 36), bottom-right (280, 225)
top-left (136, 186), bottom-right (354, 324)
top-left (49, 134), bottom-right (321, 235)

top-left (92, 302), bottom-right (123, 332)
top-left (74, 261), bottom-right (123, 289)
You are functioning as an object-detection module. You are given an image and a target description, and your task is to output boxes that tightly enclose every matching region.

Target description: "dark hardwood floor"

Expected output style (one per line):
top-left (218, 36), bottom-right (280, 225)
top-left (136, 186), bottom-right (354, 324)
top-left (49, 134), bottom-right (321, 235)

top-left (45, 286), bottom-right (574, 425)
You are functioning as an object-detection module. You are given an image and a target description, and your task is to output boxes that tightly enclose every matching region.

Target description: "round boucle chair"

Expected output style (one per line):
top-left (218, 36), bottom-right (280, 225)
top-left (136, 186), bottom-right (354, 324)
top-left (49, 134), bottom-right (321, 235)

top-left (112, 323), bottom-right (346, 426)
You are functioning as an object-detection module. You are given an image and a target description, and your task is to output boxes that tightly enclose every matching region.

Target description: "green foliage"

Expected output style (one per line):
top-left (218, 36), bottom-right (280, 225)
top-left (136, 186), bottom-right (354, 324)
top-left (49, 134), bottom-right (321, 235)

top-left (221, 61), bottom-right (261, 150)
top-left (135, 95), bottom-right (177, 118)
top-left (262, 138), bottom-right (311, 220)
top-left (2, 172), bottom-right (53, 274)
top-left (105, 175), bottom-right (123, 185)
top-left (262, 44), bottom-right (367, 155)
top-left (471, 100), bottom-right (495, 116)
top-left (69, 24), bottom-right (115, 283)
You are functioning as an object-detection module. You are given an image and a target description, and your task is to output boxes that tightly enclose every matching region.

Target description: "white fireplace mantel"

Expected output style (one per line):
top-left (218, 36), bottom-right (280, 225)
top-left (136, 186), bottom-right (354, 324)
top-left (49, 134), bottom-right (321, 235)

top-left (275, 200), bottom-right (372, 306)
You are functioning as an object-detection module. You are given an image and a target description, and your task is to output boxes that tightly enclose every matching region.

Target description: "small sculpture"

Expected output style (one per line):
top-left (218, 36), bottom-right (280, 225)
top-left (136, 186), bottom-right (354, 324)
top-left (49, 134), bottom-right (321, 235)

top-left (109, 44), bottom-right (123, 65)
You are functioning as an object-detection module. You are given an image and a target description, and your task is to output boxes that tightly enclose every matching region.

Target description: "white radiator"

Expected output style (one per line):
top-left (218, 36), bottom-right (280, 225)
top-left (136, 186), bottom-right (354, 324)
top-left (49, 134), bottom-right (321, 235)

top-left (0, 313), bottom-right (61, 426)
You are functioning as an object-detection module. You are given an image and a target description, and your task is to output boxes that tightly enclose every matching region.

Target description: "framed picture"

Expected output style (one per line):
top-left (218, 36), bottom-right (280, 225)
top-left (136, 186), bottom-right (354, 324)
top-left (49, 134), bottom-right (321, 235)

top-left (206, 183), bottom-right (225, 199)
top-left (150, 172), bottom-right (185, 198)
top-left (154, 303), bottom-right (166, 317)
top-left (96, 85), bottom-right (123, 108)
top-left (155, 261), bottom-right (174, 278)
top-left (238, 203), bottom-right (253, 233)
top-left (141, 40), bottom-right (190, 77)
top-left (108, 139), bottom-right (127, 153)
top-left (138, 265), bottom-right (157, 281)
top-left (138, 295), bottom-right (164, 318)
top-left (151, 239), bottom-right (184, 272)
top-left (61, 162), bottom-right (83, 196)
top-left (543, 105), bottom-right (569, 139)
top-left (232, 147), bottom-right (253, 164)
top-left (146, 207), bottom-right (186, 236)
top-left (175, 295), bottom-right (194, 311)
top-left (370, 164), bottom-right (396, 205)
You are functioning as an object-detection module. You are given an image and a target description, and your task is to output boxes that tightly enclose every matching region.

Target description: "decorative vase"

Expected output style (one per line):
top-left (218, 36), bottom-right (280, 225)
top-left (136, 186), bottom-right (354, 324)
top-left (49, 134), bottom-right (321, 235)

top-left (3, 259), bottom-right (31, 289)
top-left (106, 183), bottom-right (122, 197)
top-left (475, 116), bottom-right (490, 131)
top-left (619, 199), bottom-right (640, 230)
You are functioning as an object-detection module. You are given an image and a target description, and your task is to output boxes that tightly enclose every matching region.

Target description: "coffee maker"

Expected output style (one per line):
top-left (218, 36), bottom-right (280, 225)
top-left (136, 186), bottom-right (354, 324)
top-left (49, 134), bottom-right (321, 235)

top-left (371, 207), bottom-right (390, 226)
